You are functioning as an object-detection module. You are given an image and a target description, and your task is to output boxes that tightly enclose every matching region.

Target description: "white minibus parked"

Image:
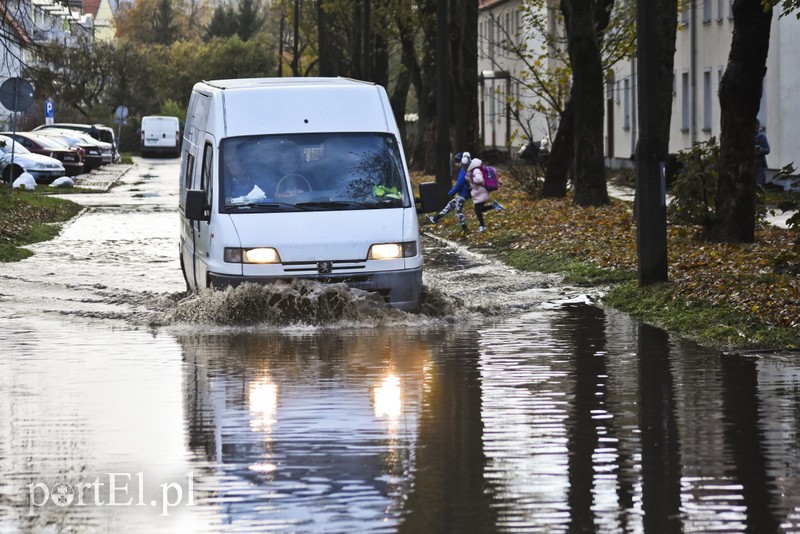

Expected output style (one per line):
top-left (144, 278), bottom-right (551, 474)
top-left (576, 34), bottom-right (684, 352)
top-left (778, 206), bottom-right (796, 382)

top-left (141, 115), bottom-right (180, 157)
top-left (179, 77), bottom-right (435, 311)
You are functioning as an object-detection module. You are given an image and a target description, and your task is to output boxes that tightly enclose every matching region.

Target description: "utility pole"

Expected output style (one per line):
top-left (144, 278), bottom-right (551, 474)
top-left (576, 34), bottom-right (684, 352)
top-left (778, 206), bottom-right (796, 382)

top-left (635, 0), bottom-right (669, 285)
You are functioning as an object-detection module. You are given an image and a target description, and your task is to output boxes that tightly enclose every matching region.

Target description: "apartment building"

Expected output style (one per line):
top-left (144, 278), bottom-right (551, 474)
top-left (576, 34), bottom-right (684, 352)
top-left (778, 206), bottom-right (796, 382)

top-left (609, 3), bottom-right (800, 175)
top-left (478, 0), bottom-right (555, 154)
top-left (479, 0), bottom-right (800, 175)
top-left (1, 0), bottom-right (93, 125)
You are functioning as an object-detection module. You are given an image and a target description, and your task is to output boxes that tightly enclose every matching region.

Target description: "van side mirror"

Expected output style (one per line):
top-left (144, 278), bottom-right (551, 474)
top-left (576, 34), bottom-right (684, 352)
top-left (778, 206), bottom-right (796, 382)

top-left (185, 189), bottom-right (210, 221)
top-left (416, 182), bottom-right (441, 213)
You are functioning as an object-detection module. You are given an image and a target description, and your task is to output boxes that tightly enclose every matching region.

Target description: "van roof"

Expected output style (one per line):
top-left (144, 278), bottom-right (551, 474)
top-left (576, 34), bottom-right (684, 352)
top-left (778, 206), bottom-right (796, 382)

top-left (200, 77), bottom-right (373, 91)
top-left (193, 77), bottom-right (394, 137)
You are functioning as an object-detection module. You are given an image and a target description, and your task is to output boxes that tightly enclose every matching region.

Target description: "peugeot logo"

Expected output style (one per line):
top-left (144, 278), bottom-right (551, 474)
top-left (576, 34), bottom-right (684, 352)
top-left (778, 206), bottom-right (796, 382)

top-left (317, 261), bottom-right (333, 274)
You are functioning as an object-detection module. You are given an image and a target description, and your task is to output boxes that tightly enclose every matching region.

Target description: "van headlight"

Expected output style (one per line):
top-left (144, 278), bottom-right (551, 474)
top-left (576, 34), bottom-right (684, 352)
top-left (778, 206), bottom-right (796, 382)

top-left (368, 242), bottom-right (417, 260)
top-left (224, 247), bottom-right (281, 264)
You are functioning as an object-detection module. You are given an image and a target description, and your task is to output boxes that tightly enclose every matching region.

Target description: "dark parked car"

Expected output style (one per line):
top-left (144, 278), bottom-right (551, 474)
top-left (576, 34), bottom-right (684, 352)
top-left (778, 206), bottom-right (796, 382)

top-left (34, 123), bottom-right (118, 163)
top-left (35, 130), bottom-right (104, 171)
top-left (1, 131), bottom-right (84, 176)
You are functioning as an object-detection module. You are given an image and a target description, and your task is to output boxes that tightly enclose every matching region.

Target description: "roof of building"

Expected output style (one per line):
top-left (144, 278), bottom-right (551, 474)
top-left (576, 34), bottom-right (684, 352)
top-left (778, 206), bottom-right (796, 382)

top-left (83, 0), bottom-right (101, 18)
top-left (479, 0), bottom-right (514, 10)
top-left (0, 2), bottom-right (33, 45)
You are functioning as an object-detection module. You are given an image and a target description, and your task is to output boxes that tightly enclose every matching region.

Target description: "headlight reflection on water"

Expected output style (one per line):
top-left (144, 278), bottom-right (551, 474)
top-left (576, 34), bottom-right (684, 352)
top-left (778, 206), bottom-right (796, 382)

top-left (373, 374), bottom-right (402, 419)
top-left (248, 376), bottom-right (278, 431)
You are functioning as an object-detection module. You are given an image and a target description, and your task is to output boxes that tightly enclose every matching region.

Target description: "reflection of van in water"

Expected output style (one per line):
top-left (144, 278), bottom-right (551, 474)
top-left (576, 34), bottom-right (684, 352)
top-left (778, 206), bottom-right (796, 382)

top-left (141, 115), bottom-right (180, 157)
top-left (179, 77), bottom-right (431, 311)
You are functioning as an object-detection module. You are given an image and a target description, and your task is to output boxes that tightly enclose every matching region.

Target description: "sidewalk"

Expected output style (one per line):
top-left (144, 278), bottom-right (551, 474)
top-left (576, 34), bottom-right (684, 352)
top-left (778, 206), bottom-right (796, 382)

top-left (72, 163), bottom-right (132, 191)
top-left (606, 184), bottom-right (793, 229)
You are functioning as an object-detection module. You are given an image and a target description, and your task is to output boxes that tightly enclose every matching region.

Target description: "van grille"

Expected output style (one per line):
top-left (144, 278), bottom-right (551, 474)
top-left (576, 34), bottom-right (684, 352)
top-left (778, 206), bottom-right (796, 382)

top-left (281, 259), bottom-right (366, 274)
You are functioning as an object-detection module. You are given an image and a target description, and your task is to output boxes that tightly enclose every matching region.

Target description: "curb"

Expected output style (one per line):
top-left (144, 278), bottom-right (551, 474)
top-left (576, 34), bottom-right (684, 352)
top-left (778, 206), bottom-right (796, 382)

top-left (73, 163), bottom-right (134, 191)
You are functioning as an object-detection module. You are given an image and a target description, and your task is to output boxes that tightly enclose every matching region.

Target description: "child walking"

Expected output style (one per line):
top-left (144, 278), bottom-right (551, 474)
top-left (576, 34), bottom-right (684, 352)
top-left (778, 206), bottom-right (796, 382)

top-left (426, 152), bottom-right (473, 233)
top-left (466, 158), bottom-right (504, 232)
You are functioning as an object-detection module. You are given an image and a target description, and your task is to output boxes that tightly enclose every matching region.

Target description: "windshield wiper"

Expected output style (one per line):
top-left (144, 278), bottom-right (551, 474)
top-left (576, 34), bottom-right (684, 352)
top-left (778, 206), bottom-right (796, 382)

top-left (227, 201), bottom-right (309, 211)
top-left (295, 200), bottom-right (380, 209)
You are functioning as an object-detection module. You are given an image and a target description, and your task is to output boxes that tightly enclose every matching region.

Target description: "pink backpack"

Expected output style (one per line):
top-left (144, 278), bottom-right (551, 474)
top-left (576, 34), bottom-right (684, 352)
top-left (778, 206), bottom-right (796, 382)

top-left (480, 165), bottom-right (499, 191)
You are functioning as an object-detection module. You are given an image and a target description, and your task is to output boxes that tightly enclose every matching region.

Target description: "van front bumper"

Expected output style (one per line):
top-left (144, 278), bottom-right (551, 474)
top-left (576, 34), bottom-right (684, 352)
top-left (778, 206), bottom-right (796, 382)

top-left (208, 267), bottom-right (423, 312)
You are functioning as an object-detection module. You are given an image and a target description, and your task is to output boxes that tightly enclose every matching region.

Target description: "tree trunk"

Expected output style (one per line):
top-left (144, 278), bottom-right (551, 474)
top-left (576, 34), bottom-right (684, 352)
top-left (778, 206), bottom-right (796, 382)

top-left (708, 0), bottom-right (772, 243)
top-left (435, 0), bottom-right (451, 194)
top-left (410, 0), bottom-right (438, 171)
top-left (563, 0), bottom-right (608, 207)
top-left (542, 95), bottom-right (574, 198)
top-left (450, 0), bottom-right (479, 153)
top-left (316, 1), bottom-right (331, 76)
top-left (652, 0), bottom-right (677, 161)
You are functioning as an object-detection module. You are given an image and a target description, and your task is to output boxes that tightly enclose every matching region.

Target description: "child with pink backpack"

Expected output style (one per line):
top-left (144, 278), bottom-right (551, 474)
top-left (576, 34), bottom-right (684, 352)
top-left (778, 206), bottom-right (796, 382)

top-left (465, 158), bottom-right (504, 232)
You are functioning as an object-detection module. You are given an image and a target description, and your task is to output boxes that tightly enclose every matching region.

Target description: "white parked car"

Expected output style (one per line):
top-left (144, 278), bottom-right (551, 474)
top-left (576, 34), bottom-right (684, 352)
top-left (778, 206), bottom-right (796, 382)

top-left (0, 135), bottom-right (66, 184)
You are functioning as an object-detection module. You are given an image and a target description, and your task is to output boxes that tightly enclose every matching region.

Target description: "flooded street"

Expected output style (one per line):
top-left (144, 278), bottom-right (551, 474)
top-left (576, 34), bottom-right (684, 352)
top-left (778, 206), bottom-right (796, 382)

top-left (2, 158), bottom-right (800, 532)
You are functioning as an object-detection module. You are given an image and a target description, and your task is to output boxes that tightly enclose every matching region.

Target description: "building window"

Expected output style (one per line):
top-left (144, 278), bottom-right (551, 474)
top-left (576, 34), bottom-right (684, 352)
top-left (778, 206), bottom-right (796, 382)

top-left (718, 66), bottom-right (724, 89)
top-left (489, 81), bottom-right (496, 122)
top-left (680, 2), bottom-right (690, 25)
top-left (717, 0), bottom-right (724, 21)
top-left (703, 69), bottom-right (712, 132)
top-left (623, 78), bottom-right (630, 130)
top-left (681, 72), bottom-right (690, 132)
top-left (703, 0), bottom-right (712, 23)
top-left (488, 18), bottom-right (495, 62)
top-left (758, 80), bottom-right (767, 129)
top-left (729, 0), bottom-right (734, 19)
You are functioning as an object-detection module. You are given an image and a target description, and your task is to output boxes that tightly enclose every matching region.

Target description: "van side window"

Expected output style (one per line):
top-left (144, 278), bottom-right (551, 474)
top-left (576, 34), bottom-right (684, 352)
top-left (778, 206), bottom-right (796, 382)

top-left (201, 142), bottom-right (214, 204)
top-left (183, 153), bottom-right (195, 190)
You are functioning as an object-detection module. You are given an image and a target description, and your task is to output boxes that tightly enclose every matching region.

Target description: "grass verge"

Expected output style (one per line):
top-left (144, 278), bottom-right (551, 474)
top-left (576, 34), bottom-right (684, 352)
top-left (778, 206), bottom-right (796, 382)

top-left (0, 185), bottom-right (83, 262)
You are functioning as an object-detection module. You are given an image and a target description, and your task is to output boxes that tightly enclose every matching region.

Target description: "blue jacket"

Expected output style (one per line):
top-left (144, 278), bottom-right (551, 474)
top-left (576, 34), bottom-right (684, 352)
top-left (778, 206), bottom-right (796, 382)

top-left (448, 170), bottom-right (471, 199)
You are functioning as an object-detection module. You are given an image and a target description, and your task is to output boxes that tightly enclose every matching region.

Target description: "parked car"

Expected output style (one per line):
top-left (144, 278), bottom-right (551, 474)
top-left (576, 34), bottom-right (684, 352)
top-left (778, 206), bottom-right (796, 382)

top-left (0, 135), bottom-right (66, 184)
top-left (48, 129), bottom-right (114, 165)
top-left (35, 129), bottom-right (105, 171)
top-left (1, 131), bottom-right (84, 176)
top-left (34, 122), bottom-right (119, 163)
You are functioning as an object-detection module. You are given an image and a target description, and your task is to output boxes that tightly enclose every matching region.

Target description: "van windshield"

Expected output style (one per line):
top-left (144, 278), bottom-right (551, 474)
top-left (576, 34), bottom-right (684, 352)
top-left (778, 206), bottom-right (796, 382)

top-left (220, 133), bottom-right (410, 212)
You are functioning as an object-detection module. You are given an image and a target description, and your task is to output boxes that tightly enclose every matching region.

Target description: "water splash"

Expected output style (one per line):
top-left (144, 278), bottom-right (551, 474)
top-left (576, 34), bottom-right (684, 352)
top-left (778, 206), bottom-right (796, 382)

top-left (150, 280), bottom-right (462, 328)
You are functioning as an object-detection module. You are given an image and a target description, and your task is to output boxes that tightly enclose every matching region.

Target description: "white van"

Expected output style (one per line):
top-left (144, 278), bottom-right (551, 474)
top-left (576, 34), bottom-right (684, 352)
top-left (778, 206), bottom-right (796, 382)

top-left (179, 77), bottom-right (435, 312)
top-left (141, 115), bottom-right (180, 157)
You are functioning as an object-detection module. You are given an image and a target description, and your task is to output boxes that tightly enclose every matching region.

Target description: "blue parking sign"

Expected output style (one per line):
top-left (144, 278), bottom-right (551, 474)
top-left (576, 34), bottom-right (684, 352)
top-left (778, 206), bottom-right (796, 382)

top-left (45, 100), bottom-right (54, 118)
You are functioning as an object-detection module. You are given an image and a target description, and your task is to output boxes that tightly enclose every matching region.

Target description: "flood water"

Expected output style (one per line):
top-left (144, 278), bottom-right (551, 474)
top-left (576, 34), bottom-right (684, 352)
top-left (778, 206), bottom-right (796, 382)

top-left (1, 158), bottom-right (800, 532)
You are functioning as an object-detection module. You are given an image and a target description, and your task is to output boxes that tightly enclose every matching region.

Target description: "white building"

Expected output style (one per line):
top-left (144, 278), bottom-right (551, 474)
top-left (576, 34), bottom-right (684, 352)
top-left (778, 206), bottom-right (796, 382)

top-left (0, 0), bottom-right (93, 127)
top-left (608, 3), bottom-right (800, 175)
top-left (479, 0), bottom-right (800, 174)
top-left (478, 0), bottom-right (556, 154)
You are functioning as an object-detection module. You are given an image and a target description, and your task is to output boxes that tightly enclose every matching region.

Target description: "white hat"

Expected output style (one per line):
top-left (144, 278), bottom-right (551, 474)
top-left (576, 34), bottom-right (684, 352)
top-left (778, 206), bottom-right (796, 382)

top-left (461, 151), bottom-right (471, 166)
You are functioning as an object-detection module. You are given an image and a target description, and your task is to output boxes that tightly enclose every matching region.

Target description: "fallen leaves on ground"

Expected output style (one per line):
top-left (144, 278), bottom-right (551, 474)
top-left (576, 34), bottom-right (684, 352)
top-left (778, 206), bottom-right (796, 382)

top-left (413, 170), bottom-right (800, 330)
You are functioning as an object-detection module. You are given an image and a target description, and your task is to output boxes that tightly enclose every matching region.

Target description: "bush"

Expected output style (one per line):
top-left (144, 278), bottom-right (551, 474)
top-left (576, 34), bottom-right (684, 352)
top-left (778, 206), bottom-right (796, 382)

top-left (668, 137), bottom-right (720, 226)
top-left (506, 161), bottom-right (544, 199)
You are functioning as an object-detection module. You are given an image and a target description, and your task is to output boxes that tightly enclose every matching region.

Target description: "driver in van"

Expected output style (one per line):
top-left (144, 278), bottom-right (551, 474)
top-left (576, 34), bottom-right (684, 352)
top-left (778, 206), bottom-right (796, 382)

top-left (226, 144), bottom-right (265, 200)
